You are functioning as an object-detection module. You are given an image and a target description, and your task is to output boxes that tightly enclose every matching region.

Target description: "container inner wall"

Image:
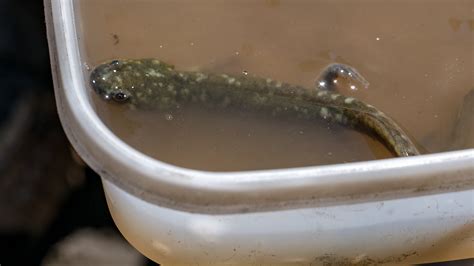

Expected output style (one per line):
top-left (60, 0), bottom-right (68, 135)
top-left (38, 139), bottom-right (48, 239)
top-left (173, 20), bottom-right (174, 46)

top-left (77, 0), bottom-right (473, 171)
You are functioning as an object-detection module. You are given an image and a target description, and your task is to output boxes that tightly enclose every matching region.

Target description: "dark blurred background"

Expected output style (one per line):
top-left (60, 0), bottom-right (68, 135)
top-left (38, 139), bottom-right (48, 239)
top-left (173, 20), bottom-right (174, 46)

top-left (0, 0), bottom-right (471, 265)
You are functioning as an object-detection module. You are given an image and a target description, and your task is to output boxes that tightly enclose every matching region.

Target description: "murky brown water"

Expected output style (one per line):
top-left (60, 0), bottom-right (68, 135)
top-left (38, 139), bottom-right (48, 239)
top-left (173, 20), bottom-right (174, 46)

top-left (77, 0), bottom-right (473, 171)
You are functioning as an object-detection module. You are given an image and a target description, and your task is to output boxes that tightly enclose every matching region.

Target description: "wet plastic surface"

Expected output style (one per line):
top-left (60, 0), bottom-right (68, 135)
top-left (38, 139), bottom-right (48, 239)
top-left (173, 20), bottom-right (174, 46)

top-left (45, 0), bottom-right (474, 264)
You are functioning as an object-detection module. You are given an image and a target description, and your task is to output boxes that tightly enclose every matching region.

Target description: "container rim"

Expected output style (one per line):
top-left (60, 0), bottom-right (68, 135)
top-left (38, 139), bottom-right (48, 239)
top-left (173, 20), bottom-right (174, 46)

top-left (45, 0), bottom-right (474, 214)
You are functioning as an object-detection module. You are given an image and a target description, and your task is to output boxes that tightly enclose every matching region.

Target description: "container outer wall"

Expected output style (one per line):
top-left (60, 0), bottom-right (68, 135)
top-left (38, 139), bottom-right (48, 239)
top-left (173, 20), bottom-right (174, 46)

top-left (44, 0), bottom-right (474, 264)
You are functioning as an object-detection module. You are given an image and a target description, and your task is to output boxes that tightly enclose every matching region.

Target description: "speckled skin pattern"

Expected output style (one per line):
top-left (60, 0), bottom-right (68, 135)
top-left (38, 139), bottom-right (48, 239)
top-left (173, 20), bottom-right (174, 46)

top-left (90, 59), bottom-right (420, 157)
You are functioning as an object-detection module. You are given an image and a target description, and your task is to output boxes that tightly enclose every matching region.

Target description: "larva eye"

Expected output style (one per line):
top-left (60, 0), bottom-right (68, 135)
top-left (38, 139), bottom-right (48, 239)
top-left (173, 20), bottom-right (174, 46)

top-left (112, 92), bottom-right (129, 102)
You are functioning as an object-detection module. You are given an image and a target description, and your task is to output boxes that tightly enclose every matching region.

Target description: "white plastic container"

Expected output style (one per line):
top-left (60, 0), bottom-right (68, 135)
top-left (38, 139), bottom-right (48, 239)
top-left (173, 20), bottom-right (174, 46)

top-left (45, 0), bottom-right (474, 264)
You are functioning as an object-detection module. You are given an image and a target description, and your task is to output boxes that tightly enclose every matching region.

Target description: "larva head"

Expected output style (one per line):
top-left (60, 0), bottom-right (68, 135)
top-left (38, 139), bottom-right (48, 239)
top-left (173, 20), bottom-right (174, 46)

top-left (89, 59), bottom-right (176, 105)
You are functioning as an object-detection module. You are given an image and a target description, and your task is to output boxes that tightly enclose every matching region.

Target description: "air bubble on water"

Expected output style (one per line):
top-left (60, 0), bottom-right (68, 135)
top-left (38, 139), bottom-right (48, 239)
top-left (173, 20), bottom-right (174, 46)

top-left (235, 51), bottom-right (240, 55)
top-left (165, 114), bottom-right (174, 121)
top-left (83, 62), bottom-right (91, 70)
top-left (159, 44), bottom-right (164, 48)
top-left (327, 152), bottom-right (333, 156)
top-left (350, 85), bottom-right (357, 90)
top-left (243, 70), bottom-right (249, 75)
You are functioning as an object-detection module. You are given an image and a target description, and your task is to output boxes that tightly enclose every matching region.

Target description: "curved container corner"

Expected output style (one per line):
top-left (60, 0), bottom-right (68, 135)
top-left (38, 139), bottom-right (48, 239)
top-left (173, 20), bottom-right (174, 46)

top-left (44, 0), bottom-right (474, 264)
